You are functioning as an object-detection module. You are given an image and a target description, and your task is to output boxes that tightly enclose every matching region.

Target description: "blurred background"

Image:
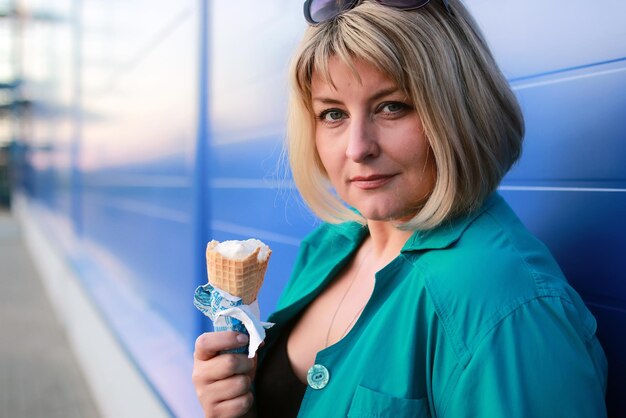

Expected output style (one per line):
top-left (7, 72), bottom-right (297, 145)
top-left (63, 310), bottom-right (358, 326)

top-left (0, 0), bottom-right (624, 417)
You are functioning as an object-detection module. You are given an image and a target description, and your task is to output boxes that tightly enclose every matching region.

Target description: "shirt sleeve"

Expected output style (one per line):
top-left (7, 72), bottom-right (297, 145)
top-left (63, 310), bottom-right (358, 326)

top-left (441, 295), bottom-right (607, 418)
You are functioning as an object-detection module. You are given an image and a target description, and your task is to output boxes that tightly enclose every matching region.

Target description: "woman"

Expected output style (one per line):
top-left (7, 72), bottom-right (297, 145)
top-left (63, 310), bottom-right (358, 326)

top-left (192, 1), bottom-right (608, 417)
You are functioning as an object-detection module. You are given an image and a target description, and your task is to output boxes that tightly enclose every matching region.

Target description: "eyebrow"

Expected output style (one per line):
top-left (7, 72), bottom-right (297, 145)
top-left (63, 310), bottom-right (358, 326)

top-left (312, 86), bottom-right (400, 104)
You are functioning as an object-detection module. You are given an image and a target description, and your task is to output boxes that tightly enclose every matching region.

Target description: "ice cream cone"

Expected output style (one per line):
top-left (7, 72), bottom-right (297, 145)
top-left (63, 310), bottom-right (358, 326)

top-left (206, 240), bottom-right (271, 305)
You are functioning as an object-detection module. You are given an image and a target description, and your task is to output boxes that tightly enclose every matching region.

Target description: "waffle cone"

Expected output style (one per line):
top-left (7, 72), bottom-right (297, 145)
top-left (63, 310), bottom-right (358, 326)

top-left (206, 240), bottom-right (271, 305)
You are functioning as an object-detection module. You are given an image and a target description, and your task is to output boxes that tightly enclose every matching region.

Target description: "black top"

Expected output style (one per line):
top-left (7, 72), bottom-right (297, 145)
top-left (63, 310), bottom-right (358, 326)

top-left (254, 319), bottom-right (307, 418)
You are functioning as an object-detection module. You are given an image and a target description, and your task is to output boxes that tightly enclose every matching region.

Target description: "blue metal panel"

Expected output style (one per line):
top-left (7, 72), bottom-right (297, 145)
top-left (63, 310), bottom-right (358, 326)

top-left (204, 0), bottom-right (309, 327)
top-left (466, 0), bottom-right (626, 80)
top-left (508, 59), bottom-right (626, 184)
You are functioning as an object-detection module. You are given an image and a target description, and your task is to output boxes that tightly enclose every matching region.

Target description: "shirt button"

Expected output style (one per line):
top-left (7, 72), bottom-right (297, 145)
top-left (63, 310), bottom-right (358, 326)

top-left (306, 364), bottom-right (330, 390)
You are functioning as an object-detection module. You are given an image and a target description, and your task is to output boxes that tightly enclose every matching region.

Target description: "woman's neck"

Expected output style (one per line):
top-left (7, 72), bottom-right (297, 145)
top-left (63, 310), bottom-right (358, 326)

top-left (365, 219), bottom-right (414, 264)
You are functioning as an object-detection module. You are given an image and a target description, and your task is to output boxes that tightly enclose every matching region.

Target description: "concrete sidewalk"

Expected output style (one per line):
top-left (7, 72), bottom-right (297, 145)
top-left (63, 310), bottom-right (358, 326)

top-left (0, 209), bottom-right (101, 418)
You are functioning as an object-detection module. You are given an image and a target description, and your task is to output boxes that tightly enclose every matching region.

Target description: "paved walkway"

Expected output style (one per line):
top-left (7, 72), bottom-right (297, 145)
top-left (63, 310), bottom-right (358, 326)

top-left (0, 209), bottom-right (101, 418)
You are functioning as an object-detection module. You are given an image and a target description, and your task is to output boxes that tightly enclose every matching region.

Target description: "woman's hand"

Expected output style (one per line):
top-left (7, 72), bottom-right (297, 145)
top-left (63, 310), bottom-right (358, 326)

top-left (192, 332), bottom-right (256, 418)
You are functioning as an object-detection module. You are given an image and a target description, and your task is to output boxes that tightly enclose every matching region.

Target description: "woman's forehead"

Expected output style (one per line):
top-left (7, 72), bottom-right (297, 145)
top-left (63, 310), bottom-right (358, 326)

top-left (309, 54), bottom-right (404, 95)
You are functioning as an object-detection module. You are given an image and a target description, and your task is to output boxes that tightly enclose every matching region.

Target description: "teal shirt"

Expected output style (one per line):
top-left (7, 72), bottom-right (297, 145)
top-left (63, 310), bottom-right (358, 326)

top-left (262, 193), bottom-right (607, 417)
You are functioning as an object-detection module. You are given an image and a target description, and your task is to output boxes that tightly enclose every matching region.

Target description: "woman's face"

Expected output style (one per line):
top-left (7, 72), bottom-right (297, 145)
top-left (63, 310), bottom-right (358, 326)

top-left (312, 57), bottom-right (436, 222)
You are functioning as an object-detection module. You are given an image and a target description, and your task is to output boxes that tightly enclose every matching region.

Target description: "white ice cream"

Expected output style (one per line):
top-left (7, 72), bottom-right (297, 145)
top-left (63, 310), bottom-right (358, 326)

top-left (213, 239), bottom-right (270, 261)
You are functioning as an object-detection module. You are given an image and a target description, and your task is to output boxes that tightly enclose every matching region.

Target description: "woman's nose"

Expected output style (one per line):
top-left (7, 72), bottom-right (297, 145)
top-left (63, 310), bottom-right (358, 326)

top-left (345, 117), bottom-right (380, 162)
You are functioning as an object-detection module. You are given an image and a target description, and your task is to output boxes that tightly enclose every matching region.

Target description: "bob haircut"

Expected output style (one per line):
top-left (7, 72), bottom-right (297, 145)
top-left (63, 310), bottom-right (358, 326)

top-left (287, 0), bottom-right (524, 230)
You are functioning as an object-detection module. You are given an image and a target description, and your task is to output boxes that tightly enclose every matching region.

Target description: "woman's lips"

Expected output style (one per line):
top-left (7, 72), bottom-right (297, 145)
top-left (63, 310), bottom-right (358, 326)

top-left (350, 174), bottom-right (397, 190)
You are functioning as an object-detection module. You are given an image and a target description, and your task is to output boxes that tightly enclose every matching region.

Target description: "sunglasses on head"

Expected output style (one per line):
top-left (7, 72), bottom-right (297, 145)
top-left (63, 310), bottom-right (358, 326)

top-left (303, 0), bottom-right (451, 25)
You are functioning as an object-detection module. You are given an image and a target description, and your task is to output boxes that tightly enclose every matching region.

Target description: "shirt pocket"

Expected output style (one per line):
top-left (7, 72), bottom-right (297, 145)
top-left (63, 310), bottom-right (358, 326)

top-left (347, 385), bottom-right (430, 418)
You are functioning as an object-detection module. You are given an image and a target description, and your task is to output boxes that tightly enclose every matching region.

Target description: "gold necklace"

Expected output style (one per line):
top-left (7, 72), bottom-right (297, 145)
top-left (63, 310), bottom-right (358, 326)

top-left (325, 245), bottom-right (373, 348)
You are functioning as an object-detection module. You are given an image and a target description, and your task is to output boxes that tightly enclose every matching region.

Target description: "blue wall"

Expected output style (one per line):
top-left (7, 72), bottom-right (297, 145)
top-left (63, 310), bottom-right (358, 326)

top-left (9, 0), bottom-right (625, 416)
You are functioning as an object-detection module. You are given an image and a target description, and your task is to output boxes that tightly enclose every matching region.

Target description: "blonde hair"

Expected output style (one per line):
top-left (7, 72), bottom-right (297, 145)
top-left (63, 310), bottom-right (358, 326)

top-left (287, 0), bottom-right (524, 230)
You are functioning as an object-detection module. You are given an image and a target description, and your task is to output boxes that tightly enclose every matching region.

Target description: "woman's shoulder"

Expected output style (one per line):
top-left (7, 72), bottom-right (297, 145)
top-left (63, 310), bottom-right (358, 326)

top-left (412, 194), bottom-right (594, 360)
top-left (424, 194), bottom-right (568, 288)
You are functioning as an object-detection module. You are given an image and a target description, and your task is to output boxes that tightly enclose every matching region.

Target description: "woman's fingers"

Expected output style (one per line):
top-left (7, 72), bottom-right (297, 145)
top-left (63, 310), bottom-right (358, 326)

top-left (209, 374), bottom-right (252, 401)
top-left (195, 374), bottom-right (254, 418)
top-left (212, 392), bottom-right (254, 418)
top-left (193, 353), bottom-right (255, 383)
top-left (194, 332), bottom-right (249, 361)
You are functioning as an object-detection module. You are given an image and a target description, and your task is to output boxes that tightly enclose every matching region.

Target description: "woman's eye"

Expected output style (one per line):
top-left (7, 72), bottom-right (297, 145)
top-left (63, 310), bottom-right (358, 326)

top-left (318, 109), bottom-right (345, 123)
top-left (379, 102), bottom-right (408, 114)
